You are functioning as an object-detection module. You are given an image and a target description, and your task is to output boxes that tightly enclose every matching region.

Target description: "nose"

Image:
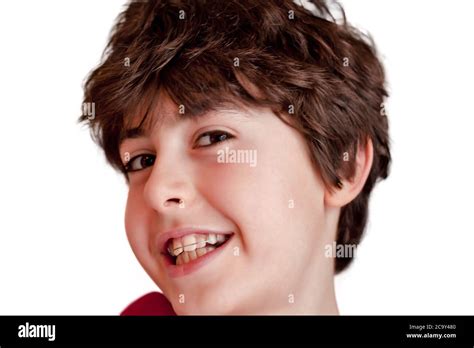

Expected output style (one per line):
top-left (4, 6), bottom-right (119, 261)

top-left (143, 158), bottom-right (195, 213)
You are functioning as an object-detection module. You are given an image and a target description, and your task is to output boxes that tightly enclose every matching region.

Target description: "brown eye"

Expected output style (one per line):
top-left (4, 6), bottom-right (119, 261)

top-left (124, 154), bottom-right (155, 172)
top-left (195, 131), bottom-right (234, 147)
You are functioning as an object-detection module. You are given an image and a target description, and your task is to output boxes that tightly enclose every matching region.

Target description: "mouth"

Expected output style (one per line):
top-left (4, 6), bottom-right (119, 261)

top-left (164, 232), bottom-right (233, 266)
top-left (157, 228), bottom-right (235, 278)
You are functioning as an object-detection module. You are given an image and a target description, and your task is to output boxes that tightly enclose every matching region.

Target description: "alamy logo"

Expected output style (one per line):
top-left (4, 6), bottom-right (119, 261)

top-left (82, 102), bottom-right (95, 120)
top-left (217, 146), bottom-right (257, 167)
top-left (18, 322), bottom-right (56, 341)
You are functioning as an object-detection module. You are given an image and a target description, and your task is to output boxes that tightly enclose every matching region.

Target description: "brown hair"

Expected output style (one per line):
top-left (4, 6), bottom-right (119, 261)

top-left (79, 0), bottom-right (391, 273)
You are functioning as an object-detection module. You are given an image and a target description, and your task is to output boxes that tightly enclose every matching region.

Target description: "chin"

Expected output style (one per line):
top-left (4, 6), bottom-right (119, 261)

top-left (172, 293), bottom-right (243, 315)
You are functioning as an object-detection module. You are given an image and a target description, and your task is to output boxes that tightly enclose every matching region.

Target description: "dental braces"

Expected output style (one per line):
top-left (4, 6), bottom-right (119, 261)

top-left (167, 238), bottom-right (217, 255)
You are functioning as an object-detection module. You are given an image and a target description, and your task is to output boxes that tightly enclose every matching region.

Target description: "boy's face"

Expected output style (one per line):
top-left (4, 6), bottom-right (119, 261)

top-left (120, 92), bottom-right (335, 314)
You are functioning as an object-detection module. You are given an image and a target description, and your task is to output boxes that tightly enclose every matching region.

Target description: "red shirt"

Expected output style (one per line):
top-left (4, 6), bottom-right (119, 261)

top-left (120, 292), bottom-right (177, 316)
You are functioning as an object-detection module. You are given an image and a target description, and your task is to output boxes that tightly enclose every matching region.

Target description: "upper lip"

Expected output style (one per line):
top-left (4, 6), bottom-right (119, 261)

top-left (157, 227), bottom-right (234, 255)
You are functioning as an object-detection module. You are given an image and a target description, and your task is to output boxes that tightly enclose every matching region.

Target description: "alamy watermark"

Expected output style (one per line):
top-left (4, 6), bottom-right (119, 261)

top-left (82, 102), bottom-right (95, 120)
top-left (324, 241), bottom-right (358, 258)
top-left (217, 146), bottom-right (257, 167)
top-left (18, 322), bottom-right (55, 342)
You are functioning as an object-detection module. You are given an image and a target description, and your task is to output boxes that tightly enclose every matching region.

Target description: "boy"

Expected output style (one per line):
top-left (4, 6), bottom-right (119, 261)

top-left (79, 0), bottom-right (391, 315)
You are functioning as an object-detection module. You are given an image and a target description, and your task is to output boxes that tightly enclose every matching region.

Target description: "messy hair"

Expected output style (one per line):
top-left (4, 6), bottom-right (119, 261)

top-left (79, 0), bottom-right (391, 273)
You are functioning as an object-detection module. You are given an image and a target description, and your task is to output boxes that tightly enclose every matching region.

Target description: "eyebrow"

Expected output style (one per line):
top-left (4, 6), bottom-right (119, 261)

top-left (123, 127), bottom-right (146, 140)
top-left (119, 106), bottom-right (250, 145)
top-left (119, 127), bottom-right (149, 145)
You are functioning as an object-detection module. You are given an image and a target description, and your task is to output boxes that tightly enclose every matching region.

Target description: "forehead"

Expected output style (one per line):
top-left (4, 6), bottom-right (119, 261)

top-left (119, 89), bottom-right (253, 144)
top-left (123, 88), bottom-right (178, 133)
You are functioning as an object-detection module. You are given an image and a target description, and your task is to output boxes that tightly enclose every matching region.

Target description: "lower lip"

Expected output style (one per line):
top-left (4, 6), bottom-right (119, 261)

top-left (162, 235), bottom-right (234, 278)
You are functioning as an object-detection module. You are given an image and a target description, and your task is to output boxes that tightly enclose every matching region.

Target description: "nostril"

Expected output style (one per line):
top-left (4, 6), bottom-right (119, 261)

top-left (164, 198), bottom-right (182, 207)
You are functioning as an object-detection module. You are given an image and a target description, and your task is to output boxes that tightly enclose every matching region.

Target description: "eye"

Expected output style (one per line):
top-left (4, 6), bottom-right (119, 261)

top-left (124, 154), bottom-right (155, 173)
top-left (195, 130), bottom-right (234, 148)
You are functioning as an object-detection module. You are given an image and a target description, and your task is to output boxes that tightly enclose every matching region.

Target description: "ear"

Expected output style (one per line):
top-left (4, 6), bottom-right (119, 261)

top-left (324, 137), bottom-right (374, 208)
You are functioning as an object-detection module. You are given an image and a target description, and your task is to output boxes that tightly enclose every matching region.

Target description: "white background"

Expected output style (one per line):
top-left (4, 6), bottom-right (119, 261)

top-left (0, 0), bottom-right (473, 314)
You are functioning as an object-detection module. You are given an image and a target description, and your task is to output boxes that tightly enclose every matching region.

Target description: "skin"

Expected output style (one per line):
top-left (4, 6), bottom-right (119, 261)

top-left (119, 90), bottom-right (373, 315)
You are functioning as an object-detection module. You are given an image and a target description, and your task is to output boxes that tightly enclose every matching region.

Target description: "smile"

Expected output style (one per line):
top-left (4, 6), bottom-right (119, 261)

top-left (158, 228), bottom-right (235, 278)
top-left (167, 233), bottom-right (232, 265)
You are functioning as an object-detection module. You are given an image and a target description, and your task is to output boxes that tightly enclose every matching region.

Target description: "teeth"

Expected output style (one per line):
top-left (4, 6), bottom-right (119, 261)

top-left (188, 250), bottom-right (198, 261)
top-left (174, 245), bottom-right (218, 265)
top-left (172, 239), bottom-right (183, 256)
top-left (207, 234), bottom-right (217, 245)
top-left (196, 247), bottom-right (207, 257)
top-left (196, 235), bottom-right (207, 249)
top-left (181, 250), bottom-right (190, 263)
top-left (167, 233), bottom-right (231, 264)
top-left (183, 235), bottom-right (197, 252)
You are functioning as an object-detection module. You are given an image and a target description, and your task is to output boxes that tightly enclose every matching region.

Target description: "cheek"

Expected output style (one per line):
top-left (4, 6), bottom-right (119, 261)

top-left (195, 147), bottom-right (326, 264)
top-left (124, 188), bottom-right (153, 264)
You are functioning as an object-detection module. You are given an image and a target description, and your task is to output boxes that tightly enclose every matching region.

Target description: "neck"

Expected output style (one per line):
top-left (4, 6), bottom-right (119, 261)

top-left (255, 258), bottom-right (339, 315)
top-left (269, 279), bottom-right (339, 315)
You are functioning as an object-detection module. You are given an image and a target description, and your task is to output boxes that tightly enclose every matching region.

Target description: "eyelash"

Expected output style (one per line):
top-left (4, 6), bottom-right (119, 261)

top-left (123, 130), bottom-right (234, 173)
